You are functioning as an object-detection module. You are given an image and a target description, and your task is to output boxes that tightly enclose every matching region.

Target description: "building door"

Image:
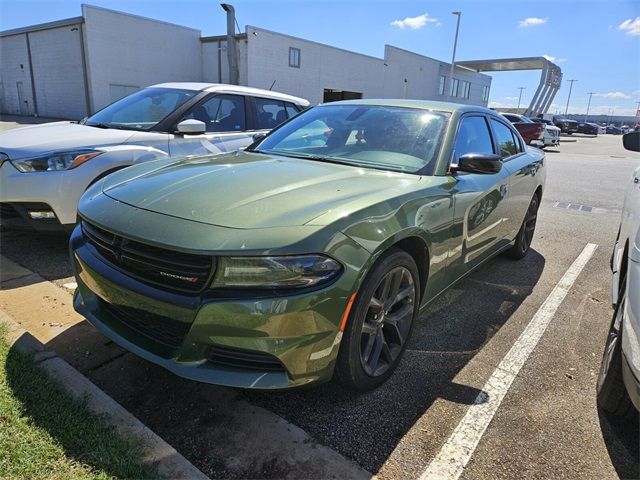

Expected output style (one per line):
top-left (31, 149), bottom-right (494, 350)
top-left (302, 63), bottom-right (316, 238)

top-left (323, 89), bottom-right (363, 103)
top-left (16, 81), bottom-right (30, 116)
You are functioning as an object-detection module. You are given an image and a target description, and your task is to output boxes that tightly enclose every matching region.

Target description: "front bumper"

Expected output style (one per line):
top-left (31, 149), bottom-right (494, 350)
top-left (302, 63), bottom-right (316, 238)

top-left (70, 224), bottom-right (358, 389)
top-left (0, 160), bottom-right (81, 228)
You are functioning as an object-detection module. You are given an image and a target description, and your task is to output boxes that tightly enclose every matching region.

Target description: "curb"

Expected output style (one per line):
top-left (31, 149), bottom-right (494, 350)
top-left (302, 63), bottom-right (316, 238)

top-left (0, 308), bottom-right (209, 480)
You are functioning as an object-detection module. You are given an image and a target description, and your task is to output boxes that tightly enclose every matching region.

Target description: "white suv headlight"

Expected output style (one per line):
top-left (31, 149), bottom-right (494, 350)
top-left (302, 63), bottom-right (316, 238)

top-left (10, 150), bottom-right (103, 172)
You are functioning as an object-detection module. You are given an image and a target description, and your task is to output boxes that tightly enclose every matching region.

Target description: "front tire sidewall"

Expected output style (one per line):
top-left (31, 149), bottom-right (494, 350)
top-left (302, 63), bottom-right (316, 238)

top-left (506, 194), bottom-right (539, 260)
top-left (335, 249), bottom-right (420, 391)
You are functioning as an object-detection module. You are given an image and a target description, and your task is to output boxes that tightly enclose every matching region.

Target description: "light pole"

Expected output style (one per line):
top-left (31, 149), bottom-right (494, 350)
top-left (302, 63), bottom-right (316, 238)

top-left (564, 79), bottom-right (577, 116)
top-left (584, 92), bottom-right (594, 123)
top-left (448, 11), bottom-right (462, 100)
top-left (517, 87), bottom-right (526, 112)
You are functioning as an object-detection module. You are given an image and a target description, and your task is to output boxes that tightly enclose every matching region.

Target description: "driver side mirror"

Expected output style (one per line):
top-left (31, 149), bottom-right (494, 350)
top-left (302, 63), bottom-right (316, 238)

top-left (623, 131), bottom-right (640, 152)
top-left (456, 153), bottom-right (502, 174)
top-left (177, 119), bottom-right (206, 135)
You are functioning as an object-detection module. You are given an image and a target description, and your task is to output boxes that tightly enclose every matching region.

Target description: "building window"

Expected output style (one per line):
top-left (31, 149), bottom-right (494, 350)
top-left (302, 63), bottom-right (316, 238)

top-left (460, 81), bottom-right (470, 99)
top-left (482, 85), bottom-right (490, 102)
top-left (450, 78), bottom-right (459, 97)
top-left (438, 75), bottom-right (446, 96)
top-left (289, 47), bottom-right (300, 68)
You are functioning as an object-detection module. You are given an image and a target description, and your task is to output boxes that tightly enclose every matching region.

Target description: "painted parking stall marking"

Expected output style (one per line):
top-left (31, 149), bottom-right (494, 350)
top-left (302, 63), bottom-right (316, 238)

top-left (420, 243), bottom-right (598, 480)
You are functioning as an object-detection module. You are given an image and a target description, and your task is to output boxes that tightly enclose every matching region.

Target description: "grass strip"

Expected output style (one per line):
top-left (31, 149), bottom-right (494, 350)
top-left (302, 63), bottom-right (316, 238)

top-left (0, 324), bottom-right (160, 479)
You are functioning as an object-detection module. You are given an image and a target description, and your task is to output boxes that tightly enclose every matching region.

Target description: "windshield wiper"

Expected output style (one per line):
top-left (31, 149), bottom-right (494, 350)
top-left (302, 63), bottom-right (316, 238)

top-left (261, 150), bottom-right (351, 166)
top-left (86, 123), bottom-right (146, 131)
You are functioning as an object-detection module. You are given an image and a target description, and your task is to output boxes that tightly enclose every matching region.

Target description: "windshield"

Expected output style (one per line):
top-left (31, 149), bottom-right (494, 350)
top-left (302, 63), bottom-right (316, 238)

top-left (253, 104), bottom-right (449, 174)
top-left (85, 87), bottom-right (197, 131)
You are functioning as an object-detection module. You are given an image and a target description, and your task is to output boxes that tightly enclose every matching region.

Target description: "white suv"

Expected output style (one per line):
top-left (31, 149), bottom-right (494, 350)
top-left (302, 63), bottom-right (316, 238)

top-left (0, 83), bottom-right (309, 231)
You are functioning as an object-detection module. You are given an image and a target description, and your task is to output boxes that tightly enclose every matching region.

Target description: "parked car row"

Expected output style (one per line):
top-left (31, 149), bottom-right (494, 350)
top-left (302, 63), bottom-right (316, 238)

top-left (552, 116), bottom-right (579, 134)
top-left (1, 90), bottom-right (546, 391)
top-left (502, 113), bottom-right (556, 148)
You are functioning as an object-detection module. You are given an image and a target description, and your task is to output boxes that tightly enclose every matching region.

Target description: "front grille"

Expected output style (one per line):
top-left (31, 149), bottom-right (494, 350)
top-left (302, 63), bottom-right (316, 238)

top-left (82, 221), bottom-right (214, 293)
top-left (100, 299), bottom-right (191, 348)
top-left (0, 203), bottom-right (20, 219)
top-left (207, 345), bottom-right (285, 372)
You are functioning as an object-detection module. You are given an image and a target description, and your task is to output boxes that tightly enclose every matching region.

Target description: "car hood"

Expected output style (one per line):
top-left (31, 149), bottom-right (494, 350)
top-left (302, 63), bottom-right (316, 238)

top-left (0, 122), bottom-right (136, 160)
top-left (101, 151), bottom-right (425, 229)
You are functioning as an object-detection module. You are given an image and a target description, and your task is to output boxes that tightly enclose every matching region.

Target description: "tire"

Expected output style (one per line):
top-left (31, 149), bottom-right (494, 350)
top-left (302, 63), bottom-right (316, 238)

top-left (334, 248), bottom-right (420, 391)
top-left (505, 193), bottom-right (539, 260)
top-left (597, 277), bottom-right (634, 417)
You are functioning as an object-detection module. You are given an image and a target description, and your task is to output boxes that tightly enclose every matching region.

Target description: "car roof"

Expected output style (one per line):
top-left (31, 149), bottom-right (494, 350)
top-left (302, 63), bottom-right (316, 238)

top-left (315, 98), bottom-right (497, 115)
top-left (149, 82), bottom-right (310, 106)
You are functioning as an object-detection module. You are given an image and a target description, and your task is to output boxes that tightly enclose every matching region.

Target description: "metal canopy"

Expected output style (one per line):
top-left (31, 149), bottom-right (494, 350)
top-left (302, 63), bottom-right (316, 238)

top-left (457, 57), bottom-right (563, 117)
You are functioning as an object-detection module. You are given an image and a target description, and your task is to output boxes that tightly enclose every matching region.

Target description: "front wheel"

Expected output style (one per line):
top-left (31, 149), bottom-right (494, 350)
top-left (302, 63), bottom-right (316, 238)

top-left (334, 248), bottom-right (419, 391)
top-left (505, 194), bottom-right (539, 260)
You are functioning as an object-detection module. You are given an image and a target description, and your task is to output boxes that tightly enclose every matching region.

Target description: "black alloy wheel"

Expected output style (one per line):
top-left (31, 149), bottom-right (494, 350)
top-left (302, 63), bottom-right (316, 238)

top-left (506, 194), bottom-right (539, 260)
top-left (360, 265), bottom-right (416, 377)
top-left (335, 248), bottom-right (419, 390)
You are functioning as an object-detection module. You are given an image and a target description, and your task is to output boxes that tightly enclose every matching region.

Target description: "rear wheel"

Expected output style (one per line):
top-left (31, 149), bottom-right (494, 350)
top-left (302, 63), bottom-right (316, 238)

top-left (505, 193), bottom-right (539, 260)
top-left (597, 273), bottom-right (634, 417)
top-left (335, 248), bottom-right (419, 391)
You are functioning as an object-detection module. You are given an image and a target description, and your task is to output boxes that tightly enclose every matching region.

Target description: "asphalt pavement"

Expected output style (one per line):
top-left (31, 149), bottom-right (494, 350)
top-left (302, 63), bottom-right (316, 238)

top-left (0, 119), bottom-right (638, 479)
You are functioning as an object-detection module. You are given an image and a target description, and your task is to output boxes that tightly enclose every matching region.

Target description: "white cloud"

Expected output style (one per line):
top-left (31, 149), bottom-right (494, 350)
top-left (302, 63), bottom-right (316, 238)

top-left (594, 92), bottom-right (632, 99)
top-left (503, 96), bottom-right (518, 101)
top-left (542, 54), bottom-right (566, 63)
top-left (519, 17), bottom-right (547, 28)
top-left (391, 13), bottom-right (438, 30)
top-left (619, 17), bottom-right (640, 36)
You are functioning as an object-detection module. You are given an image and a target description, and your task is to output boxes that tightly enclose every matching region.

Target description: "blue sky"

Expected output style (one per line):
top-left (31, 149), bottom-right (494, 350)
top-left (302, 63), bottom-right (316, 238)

top-left (1, 0), bottom-right (638, 115)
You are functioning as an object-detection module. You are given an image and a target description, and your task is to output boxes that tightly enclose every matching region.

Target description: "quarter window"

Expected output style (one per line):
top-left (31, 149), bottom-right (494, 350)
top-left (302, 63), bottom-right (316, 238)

top-left (285, 102), bottom-right (300, 118)
top-left (289, 47), bottom-right (301, 68)
top-left (490, 119), bottom-right (519, 159)
top-left (183, 94), bottom-right (246, 132)
top-left (454, 116), bottom-right (494, 161)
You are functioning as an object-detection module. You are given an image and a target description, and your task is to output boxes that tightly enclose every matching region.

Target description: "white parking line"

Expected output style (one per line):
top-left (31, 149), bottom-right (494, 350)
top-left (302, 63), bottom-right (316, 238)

top-left (420, 243), bottom-right (598, 480)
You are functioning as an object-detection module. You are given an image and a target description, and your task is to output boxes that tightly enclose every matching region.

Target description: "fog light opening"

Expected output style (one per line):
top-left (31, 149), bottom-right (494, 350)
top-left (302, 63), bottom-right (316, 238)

top-left (28, 210), bottom-right (56, 220)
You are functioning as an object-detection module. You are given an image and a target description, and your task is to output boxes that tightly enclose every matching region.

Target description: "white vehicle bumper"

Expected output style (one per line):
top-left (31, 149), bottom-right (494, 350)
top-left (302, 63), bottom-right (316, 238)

top-left (0, 160), bottom-right (85, 229)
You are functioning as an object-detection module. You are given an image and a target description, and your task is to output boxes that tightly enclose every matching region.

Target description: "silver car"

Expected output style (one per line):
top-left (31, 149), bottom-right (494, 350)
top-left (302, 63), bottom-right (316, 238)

top-left (598, 130), bottom-right (640, 416)
top-left (0, 83), bottom-right (308, 231)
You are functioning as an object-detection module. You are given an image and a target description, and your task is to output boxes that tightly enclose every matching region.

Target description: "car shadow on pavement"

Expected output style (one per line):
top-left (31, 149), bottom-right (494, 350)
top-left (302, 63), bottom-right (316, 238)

top-left (242, 249), bottom-right (546, 472)
top-left (25, 248), bottom-right (545, 476)
top-left (0, 230), bottom-right (73, 288)
top-left (597, 408), bottom-right (640, 479)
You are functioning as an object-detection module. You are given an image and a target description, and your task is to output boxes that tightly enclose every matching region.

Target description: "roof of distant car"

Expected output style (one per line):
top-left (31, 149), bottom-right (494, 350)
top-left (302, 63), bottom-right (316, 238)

top-left (149, 82), bottom-right (310, 106)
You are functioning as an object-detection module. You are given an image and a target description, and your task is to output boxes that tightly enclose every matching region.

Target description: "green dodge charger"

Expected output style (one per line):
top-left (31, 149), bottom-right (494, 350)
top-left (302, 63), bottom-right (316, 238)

top-left (71, 100), bottom-right (545, 390)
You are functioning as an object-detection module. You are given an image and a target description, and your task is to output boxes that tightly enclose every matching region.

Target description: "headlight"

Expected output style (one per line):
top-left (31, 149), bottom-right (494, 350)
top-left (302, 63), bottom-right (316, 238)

top-left (212, 255), bottom-right (342, 289)
top-left (10, 150), bottom-right (103, 172)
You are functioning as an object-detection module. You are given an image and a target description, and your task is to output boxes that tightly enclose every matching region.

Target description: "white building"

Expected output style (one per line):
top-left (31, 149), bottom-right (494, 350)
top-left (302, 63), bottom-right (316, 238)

top-left (0, 4), bottom-right (492, 120)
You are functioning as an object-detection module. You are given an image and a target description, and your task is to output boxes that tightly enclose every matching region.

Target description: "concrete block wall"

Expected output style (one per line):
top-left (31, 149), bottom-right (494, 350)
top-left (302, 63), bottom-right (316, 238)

top-left (28, 26), bottom-right (87, 119)
top-left (0, 34), bottom-right (36, 116)
top-left (245, 26), bottom-right (386, 105)
top-left (82, 5), bottom-right (203, 113)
